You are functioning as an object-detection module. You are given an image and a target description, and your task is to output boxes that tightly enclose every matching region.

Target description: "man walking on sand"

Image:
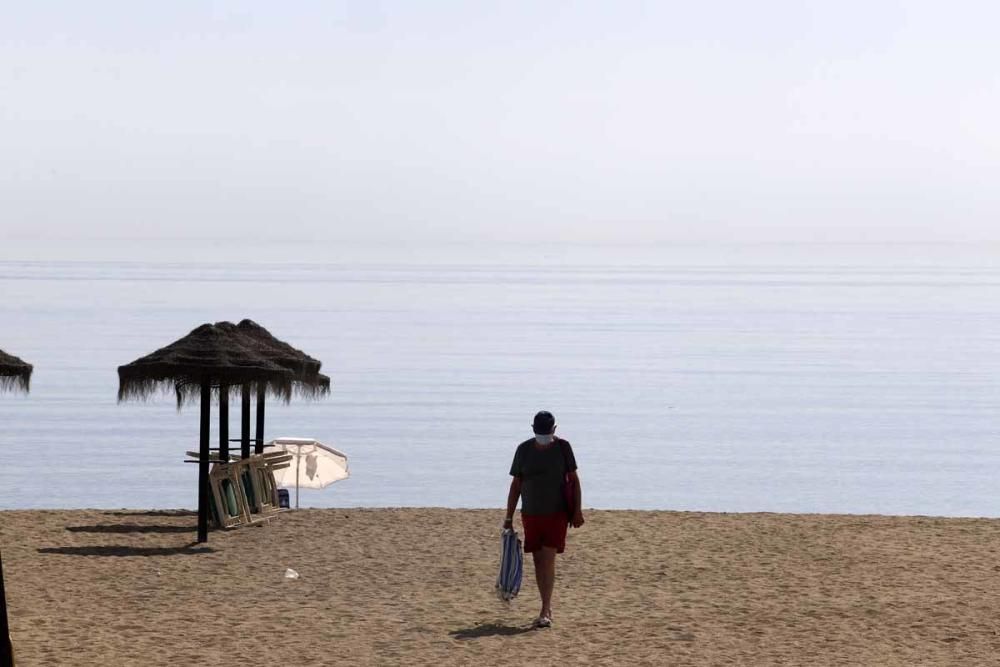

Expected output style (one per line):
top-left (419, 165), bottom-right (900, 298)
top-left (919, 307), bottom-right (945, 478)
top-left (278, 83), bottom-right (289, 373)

top-left (504, 411), bottom-right (584, 628)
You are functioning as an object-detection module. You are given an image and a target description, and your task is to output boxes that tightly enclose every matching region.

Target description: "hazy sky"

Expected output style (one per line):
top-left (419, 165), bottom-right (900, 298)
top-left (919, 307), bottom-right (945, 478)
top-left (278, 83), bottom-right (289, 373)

top-left (2, 2), bottom-right (999, 243)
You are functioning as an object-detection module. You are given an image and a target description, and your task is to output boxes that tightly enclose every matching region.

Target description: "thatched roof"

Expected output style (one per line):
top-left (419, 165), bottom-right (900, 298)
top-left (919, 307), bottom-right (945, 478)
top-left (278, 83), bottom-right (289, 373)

top-left (117, 323), bottom-right (295, 406)
top-left (0, 349), bottom-right (33, 393)
top-left (225, 319), bottom-right (331, 397)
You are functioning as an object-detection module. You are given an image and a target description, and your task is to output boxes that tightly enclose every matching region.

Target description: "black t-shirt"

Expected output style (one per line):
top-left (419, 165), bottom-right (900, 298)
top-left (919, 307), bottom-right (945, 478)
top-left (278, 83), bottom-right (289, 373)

top-left (509, 437), bottom-right (578, 515)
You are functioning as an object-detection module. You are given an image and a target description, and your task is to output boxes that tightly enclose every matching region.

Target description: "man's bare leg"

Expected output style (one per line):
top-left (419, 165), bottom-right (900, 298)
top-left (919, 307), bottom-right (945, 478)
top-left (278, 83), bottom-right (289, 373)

top-left (532, 546), bottom-right (557, 620)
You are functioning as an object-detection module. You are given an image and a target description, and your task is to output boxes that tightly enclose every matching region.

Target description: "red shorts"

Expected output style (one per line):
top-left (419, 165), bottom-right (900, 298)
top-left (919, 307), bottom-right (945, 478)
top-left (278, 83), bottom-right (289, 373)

top-left (522, 511), bottom-right (568, 553)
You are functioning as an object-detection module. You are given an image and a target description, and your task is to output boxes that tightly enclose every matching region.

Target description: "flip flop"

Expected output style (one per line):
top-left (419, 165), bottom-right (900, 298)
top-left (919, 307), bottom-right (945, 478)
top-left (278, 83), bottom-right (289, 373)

top-left (534, 616), bottom-right (552, 629)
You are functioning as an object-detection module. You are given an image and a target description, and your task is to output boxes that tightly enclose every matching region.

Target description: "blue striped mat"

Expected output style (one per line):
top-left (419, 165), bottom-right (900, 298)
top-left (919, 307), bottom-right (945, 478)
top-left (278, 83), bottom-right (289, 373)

top-left (496, 528), bottom-right (523, 601)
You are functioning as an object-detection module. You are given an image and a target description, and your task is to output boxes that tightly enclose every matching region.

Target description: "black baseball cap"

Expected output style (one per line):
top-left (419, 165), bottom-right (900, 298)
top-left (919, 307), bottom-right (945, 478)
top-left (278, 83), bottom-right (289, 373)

top-left (532, 410), bottom-right (556, 435)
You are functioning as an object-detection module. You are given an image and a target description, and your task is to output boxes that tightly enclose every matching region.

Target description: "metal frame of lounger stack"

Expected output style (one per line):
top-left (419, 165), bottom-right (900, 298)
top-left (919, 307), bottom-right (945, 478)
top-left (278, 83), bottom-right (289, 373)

top-left (228, 454), bottom-right (289, 518)
top-left (258, 451), bottom-right (292, 512)
top-left (229, 457), bottom-right (263, 519)
top-left (187, 452), bottom-right (254, 529)
top-left (185, 450), bottom-right (292, 528)
top-left (185, 451), bottom-right (240, 529)
top-left (210, 462), bottom-right (251, 529)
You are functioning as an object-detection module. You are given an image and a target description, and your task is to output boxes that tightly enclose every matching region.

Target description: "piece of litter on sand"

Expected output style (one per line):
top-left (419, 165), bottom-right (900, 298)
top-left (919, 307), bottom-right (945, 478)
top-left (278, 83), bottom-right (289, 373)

top-left (284, 568), bottom-right (300, 580)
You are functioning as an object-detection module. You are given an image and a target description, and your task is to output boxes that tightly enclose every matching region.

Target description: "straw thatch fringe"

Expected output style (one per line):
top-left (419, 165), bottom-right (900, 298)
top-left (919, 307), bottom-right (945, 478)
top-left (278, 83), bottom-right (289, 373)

top-left (0, 372), bottom-right (31, 393)
top-left (117, 323), bottom-right (297, 407)
top-left (308, 373), bottom-right (332, 396)
top-left (117, 375), bottom-right (296, 409)
top-left (0, 349), bottom-right (33, 394)
top-left (117, 321), bottom-right (331, 408)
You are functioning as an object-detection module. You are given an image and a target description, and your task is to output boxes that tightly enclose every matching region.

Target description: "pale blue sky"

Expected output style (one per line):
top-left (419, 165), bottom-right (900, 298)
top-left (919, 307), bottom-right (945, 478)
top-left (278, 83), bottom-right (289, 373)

top-left (2, 2), bottom-right (998, 243)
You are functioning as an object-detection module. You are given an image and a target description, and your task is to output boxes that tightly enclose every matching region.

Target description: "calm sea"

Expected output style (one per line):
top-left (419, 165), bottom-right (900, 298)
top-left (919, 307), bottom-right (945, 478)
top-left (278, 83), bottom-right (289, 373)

top-left (1, 240), bottom-right (998, 516)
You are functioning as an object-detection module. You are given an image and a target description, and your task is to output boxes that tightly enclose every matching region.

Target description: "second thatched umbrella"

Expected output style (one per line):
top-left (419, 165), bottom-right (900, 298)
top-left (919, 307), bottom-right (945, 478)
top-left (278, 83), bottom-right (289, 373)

top-left (0, 348), bottom-right (32, 666)
top-left (117, 323), bottom-right (295, 543)
top-left (0, 349), bottom-right (32, 394)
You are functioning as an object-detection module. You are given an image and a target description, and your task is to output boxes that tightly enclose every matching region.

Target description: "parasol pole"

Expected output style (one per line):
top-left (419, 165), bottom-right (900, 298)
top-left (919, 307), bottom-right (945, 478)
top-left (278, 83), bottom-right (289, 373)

top-left (218, 384), bottom-right (229, 462)
top-left (295, 446), bottom-right (301, 509)
top-left (255, 385), bottom-right (265, 455)
top-left (0, 548), bottom-right (11, 666)
top-left (197, 380), bottom-right (211, 543)
top-left (240, 384), bottom-right (251, 459)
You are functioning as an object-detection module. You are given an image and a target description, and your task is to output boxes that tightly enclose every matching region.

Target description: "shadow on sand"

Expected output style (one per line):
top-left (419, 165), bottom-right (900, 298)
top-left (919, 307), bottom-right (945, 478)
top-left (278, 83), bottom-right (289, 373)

top-left (66, 524), bottom-right (195, 535)
top-left (449, 623), bottom-right (535, 640)
top-left (38, 543), bottom-right (213, 557)
top-left (103, 510), bottom-right (196, 518)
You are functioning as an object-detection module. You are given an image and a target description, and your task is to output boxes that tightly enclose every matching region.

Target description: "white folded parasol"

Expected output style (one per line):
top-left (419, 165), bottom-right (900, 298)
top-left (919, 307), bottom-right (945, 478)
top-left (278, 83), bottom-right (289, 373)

top-left (263, 437), bottom-right (349, 508)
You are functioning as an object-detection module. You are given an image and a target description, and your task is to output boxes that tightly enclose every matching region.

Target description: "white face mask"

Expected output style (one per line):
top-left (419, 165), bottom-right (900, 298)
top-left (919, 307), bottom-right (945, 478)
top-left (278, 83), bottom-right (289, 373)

top-left (535, 434), bottom-right (554, 445)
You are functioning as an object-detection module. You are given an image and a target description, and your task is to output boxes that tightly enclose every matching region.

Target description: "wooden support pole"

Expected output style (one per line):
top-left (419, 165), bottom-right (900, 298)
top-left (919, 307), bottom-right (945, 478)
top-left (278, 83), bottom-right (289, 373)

top-left (255, 385), bottom-right (265, 455)
top-left (0, 549), bottom-right (12, 667)
top-left (198, 380), bottom-right (211, 544)
top-left (219, 384), bottom-right (229, 463)
top-left (241, 384), bottom-right (251, 459)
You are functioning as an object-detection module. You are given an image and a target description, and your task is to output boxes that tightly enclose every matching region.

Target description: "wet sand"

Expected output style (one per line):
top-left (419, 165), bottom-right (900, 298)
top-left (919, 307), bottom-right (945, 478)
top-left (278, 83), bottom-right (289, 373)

top-left (3, 508), bottom-right (1000, 665)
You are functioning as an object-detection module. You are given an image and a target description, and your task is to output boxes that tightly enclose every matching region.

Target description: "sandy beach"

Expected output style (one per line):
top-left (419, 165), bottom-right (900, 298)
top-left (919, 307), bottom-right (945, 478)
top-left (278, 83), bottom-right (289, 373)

top-left (3, 508), bottom-right (1000, 666)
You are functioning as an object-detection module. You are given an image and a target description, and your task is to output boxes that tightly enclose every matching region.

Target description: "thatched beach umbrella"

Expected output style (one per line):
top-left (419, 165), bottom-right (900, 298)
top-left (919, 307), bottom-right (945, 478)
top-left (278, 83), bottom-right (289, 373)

top-left (117, 323), bottom-right (295, 543)
top-left (0, 349), bottom-right (32, 393)
top-left (0, 348), bottom-right (31, 665)
top-left (233, 319), bottom-right (326, 381)
top-left (221, 320), bottom-right (330, 459)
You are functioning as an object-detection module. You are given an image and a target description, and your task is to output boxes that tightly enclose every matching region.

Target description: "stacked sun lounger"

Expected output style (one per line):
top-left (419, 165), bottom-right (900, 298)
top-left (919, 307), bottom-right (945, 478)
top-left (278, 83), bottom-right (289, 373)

top-left (184, 450), bottom-right (294, 529)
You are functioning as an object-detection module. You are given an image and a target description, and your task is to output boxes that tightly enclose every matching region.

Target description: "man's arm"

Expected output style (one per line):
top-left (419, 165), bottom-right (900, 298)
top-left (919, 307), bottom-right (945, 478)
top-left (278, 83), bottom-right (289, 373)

top-left (503, 477), bottom-right (522, 529)
top-left (568, 470), bottom-right (584, 528)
